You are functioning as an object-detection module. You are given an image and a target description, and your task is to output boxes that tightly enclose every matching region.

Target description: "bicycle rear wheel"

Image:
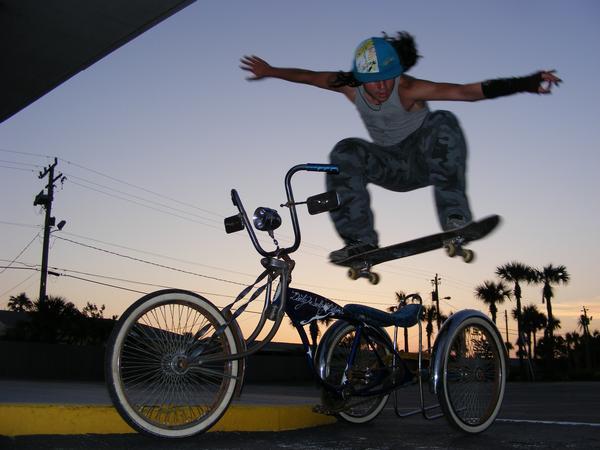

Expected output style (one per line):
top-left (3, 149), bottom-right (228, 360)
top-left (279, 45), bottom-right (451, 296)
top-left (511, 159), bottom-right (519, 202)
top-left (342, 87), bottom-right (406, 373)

top-left (105, 290), bottom-right (239, 438)
top-left (318, 321), bottom-right (390, 424)
top-left (437, 315), bottom-right (506, 434)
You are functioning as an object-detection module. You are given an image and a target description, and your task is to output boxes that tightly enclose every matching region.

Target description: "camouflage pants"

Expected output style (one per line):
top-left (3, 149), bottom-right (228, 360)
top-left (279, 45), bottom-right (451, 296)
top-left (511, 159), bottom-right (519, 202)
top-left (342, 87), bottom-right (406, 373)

top-left (326, 110), bottom-right (472, 246)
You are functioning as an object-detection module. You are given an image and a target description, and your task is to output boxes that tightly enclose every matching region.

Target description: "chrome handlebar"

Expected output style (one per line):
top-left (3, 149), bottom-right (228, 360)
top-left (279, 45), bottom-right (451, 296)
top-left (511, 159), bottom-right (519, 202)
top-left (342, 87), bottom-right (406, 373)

top-left (227, 163), bottom-right (339, 258)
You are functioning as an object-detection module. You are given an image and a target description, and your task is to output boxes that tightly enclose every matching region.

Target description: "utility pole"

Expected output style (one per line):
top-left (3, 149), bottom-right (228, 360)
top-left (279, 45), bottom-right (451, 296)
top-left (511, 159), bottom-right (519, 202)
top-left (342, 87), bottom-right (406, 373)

top-left (431, 273), bottom-right (441, 331)
top-left (34, 158), bottom-right (65, 305)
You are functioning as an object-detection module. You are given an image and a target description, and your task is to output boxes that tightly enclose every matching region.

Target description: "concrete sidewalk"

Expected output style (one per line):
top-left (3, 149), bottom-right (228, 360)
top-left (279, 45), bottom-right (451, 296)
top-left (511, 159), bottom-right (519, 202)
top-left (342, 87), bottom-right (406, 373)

top-left (0, 379), bottom-right (335, 436)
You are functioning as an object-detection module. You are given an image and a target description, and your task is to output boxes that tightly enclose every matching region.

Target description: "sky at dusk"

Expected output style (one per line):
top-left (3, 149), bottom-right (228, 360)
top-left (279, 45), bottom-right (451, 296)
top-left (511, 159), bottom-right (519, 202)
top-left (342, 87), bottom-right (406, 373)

top-left (1, 0), bottom-right (599, 348)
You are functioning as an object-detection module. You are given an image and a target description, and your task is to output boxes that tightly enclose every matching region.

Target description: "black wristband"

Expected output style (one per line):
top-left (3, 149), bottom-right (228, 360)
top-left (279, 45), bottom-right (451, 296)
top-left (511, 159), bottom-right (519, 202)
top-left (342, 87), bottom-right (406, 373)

top-left (481, 72), bottom-right (542, 99)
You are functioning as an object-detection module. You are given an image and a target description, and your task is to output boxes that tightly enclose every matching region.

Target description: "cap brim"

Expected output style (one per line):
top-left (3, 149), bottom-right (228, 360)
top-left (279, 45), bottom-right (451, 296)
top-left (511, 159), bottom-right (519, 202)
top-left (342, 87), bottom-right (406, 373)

top-left (353, 66), bottom-right (403, 83)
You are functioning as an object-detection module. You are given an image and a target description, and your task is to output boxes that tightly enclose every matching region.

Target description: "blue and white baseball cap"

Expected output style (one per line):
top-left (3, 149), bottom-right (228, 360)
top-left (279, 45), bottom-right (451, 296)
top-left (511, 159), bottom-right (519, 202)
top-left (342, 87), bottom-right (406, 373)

top-left (352, 37), bottom-right (404, 83)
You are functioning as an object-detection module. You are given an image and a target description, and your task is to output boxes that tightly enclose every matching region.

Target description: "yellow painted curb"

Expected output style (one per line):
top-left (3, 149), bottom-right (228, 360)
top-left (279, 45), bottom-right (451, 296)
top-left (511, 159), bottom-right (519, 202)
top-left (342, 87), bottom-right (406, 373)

top-left (0, 404), bottom-right (335, 436)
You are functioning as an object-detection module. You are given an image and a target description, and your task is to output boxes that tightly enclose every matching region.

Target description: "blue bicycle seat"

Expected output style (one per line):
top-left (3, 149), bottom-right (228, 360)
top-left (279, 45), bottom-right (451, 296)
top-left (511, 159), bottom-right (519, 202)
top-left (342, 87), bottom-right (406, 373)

top-left (344, 303), bottom-right (421, 329)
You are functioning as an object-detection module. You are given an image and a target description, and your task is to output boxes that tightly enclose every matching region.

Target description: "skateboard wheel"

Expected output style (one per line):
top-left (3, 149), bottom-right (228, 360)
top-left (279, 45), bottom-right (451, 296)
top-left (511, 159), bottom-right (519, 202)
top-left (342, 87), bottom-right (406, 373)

top-left (368, 273), bottom-right (380, 285)
top-left (462, 249), bottom-right (475, 263)
top-left (445, 243), bottom-right (457, 258)
top-left (348, 268), bottom-right (359, 280)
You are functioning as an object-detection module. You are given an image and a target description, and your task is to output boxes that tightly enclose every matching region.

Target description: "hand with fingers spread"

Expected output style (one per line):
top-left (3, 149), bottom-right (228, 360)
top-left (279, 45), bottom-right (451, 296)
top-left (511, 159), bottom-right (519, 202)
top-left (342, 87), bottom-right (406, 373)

top-left (537, 70), bottom-right (562, 94)
top-left (481, 70), bottom-right (563, 99)
top-left (240, 55), bottom-right (273, 81)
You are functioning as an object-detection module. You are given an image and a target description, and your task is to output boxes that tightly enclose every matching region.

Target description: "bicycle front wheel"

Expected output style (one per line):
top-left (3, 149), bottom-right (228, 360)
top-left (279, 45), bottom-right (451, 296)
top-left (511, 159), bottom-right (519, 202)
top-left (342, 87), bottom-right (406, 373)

top-left (438, 315), bottom-right (506, 434)
top-left (318, 321), bottom-right (390, 424)
top-left (105, 290), bottom-right (239, 438)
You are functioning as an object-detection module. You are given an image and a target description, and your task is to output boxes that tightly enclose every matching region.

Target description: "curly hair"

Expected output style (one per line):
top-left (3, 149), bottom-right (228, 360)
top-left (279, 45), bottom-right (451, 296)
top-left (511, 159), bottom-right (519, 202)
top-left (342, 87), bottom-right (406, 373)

top-left (382, 31), bottom-right (421, 71)
top-left (329, 31), bottom-right (421, 88)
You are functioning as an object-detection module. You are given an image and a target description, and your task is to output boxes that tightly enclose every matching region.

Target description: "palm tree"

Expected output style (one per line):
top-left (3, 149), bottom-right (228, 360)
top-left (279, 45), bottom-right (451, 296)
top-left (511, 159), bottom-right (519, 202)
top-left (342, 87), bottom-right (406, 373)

top-left (474, 280), bottom-right (511, 324)
top-left (496, 262), bottom-right (537, 374)
top-left (420, 305), bottom-right (437, 354)
top-left (388, 291), bottom-right (410, 352)
top-left (31, 295), bottom-right (83, 343)
top-left (388, 291), bottom-right (418, 353)
top-left (577, 313), bottom-right (593, 370)
top-left (7, 292), bottom-right (33, 312)
top-left (537, 264), bottom-right (570, 340)
top-left (521, 304), bottom-right (547, 359)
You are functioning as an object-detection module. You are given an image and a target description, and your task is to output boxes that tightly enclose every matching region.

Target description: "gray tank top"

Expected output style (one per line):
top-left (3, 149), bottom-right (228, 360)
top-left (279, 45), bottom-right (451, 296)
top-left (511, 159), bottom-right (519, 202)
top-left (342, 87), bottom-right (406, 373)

top-left (354, 78), bottom-right (429, 146)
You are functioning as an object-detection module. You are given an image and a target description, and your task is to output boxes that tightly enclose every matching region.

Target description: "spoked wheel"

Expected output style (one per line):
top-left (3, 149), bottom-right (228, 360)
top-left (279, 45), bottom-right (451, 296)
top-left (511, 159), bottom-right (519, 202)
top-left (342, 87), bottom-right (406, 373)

top-left (438, 316), bottom-right (506, 434)
top-left (105, 290), bottom-right (239, 438)
top-left (318, 322), bottom-right (390, 424)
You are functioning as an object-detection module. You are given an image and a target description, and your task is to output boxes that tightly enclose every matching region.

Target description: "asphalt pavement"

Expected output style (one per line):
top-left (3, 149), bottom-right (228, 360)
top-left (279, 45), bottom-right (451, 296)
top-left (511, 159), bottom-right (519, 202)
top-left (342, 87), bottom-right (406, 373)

top-left (1, 380), bottom-right (599, 449)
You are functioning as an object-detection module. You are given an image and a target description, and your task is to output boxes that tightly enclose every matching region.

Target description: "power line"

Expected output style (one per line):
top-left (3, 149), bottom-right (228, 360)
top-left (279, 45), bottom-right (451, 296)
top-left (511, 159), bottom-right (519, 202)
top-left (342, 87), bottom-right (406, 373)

top-left (50, 266), bottom-right (236, 299)
top-left (0, 259), bottom-right (38, 268)
top-left (58, 161), bottom-right (317, 252)
top-left (65, 175), bottom-right (327, 254)
top-left (68, 179), bottom-right (224, 230)
top-left (1, 255), bottom-right (399, 310)
top-left (0, 148), bottom-right (53, 159)
top-left (0, 270), bottom-right (39, 297)
top-left (0, 262), bottom-right (242, 303)
top-left (54, 235), bottom-right (250, 287)
top-left (60, 273), bottom-right (148, 295)
top-left (0, 233), bottom-right (40, 274)
top-left (57, 272), bottom-right (266, 316)
top-left (58, 157), bottom-right (225, 219)
top-left (0, 221), bottom-right (42, 229)
top-left (3, 148), bottom-right (229, 223)
top-left (0, 165), bottom-right (37, 173)
top-left (59, 231), bottom-right (257, 279)
top-left (0, 159), bottom-right (43, 168)
top-left (45, 264), bottom-right (391, 310)
top-left (65, 174), bottom-right (223, 225)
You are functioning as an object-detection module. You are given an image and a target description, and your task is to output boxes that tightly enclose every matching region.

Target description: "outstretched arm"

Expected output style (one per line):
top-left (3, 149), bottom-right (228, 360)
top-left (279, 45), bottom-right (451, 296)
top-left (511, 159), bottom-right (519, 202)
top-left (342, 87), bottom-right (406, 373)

top-left (403, 70), bottom-right (562, 103)
top-left (240, 55), bottom-right (354, 98)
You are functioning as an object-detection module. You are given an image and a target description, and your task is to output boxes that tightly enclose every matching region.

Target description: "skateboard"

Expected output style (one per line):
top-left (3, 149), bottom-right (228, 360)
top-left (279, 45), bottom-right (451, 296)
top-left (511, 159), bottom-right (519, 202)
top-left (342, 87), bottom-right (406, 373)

top-left (333, 215), bottom-right (501, 284)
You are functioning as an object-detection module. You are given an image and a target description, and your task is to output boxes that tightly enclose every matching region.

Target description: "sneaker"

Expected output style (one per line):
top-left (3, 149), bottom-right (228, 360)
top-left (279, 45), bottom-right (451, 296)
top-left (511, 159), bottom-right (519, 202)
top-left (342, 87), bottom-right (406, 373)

top-left (444, 215), bottom-right (470, 250)
top-left (445, 214), bottom-right (468, 231)
top-left (329, 241), bottom-right (378, 263)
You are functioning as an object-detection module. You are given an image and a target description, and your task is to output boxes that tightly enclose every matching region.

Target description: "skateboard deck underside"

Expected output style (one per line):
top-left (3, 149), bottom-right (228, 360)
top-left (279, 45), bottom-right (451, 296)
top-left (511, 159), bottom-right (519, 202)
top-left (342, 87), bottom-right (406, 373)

top-left (337, 215), bottom-right (500, 269)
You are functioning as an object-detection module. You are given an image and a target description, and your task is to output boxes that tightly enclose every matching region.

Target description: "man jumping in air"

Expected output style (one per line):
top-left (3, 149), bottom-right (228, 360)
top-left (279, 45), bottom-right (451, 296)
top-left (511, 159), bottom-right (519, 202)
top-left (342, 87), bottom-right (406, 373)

top-left (240, 32), bottom-right (561, 262)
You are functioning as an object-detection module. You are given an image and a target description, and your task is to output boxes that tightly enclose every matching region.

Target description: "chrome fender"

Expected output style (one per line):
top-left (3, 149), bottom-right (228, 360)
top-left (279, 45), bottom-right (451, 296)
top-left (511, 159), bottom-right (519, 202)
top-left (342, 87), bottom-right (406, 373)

top-left (429, 309), bottom-right (506, 395)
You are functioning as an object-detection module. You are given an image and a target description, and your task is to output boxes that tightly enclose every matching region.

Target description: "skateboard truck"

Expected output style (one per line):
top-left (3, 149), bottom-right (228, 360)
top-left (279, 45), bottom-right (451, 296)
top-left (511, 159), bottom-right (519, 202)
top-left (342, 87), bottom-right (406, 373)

top-left (443, 236), bottom-right (475, 263)
top-left (347, 263), bottom-right (381, 285)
